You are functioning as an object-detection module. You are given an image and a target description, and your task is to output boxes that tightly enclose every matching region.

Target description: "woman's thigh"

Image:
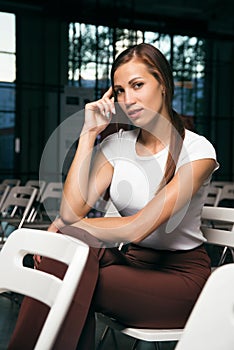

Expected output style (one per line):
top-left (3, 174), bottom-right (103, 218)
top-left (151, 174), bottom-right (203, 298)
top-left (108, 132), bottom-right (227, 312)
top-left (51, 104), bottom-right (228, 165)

top-left (94, 263), bottom-right (204, 328)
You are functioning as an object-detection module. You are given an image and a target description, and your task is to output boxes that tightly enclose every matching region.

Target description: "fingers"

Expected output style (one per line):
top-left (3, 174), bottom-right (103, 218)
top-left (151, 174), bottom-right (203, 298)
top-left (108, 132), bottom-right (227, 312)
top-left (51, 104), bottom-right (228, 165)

top-left (103, 87), bottom-right (116, 116)
top-left (33, 254), bottom-right (42, 269)
top-left (86, 87), bottom-right (116, 120)
top-left (96, 97), bottom-right (115, 119)
top-left (102, 86), bottom-right (114, 99)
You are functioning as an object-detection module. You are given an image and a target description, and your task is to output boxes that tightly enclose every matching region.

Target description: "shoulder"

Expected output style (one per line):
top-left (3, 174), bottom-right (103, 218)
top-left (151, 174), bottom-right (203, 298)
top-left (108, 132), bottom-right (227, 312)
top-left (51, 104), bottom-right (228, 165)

top-left (178, 129), bottom-right (219, 167)
top-left (183, 129), bottom-right (216, 153)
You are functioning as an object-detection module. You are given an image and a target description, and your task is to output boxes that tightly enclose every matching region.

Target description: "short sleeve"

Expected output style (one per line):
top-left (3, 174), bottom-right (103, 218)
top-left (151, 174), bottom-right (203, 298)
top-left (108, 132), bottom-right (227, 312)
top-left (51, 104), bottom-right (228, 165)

top-left (177, 130), bottom-right (219, 173)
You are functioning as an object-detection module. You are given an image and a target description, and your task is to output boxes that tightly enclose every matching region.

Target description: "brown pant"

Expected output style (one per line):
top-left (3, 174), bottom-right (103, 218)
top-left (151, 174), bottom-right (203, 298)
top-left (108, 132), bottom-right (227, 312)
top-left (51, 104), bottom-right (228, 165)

top-left (8, 226), bottom-right (211, 350)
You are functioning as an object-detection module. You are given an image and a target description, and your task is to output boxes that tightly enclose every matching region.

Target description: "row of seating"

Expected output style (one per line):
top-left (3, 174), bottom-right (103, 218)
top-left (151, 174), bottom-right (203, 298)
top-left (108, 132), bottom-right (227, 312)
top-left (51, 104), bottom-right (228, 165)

top-left (0, 180), bottom-right (63, 247)
top-left (0, 205), bottom-right (234, 349)
top-left (205, 182), bottom-right (234, 207)
top-left (0, 178), bottom-right (233, 243)
top-left (0, 178), bottom-right (234, 349)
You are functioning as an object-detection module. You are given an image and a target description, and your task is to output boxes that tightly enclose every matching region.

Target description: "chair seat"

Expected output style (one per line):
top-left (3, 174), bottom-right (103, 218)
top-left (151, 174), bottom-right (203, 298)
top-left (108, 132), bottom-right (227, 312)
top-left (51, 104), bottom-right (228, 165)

top-left (97, 313), bottom-right (183, 342)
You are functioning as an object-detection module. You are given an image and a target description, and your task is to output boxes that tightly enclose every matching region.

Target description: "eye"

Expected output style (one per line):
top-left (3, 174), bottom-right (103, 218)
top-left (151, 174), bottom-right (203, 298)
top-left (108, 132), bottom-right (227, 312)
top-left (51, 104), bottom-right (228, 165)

top-left (114, 88), bottom-right (124, 95)
top-left (133, 82), bottom-right (144, 89)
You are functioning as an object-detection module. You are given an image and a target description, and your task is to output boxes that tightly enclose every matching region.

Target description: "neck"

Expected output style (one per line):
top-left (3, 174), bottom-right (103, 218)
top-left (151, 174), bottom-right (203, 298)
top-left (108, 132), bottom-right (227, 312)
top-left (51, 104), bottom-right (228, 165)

top-left (137, 128), bottom-right (170, 155)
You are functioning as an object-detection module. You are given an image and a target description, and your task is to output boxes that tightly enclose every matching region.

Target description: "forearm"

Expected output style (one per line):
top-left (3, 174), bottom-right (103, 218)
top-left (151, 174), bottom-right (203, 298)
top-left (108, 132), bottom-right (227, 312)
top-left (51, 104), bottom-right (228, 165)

top-left (60, 130), bottom-right (98, 223)
top-left (71, 215), bottom-right (141, 244)
top-left (71, 159), bottom-right (216, 244)
top-left (71, 186), bottom-right (174, 243)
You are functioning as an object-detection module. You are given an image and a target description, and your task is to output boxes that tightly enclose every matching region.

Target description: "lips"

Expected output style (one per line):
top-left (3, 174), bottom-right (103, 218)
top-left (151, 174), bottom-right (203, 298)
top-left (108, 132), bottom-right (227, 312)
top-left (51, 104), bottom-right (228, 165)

top-left (127, 108), bottom-right (143, 119)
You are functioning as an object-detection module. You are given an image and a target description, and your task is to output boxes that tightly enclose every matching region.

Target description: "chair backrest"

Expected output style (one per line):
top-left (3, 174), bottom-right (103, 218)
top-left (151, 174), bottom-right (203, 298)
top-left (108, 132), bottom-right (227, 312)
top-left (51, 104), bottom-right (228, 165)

top-left (0, 227), bottom-right (89, 350)
top-left (0, 186), bottom-right (38, 228)
top-left (40, 182), bottom-right (63, 202)
top-left (204, 185), bottom-right (222, 207)
top-left (218, 184), bottom-right (234, 206)
top-left (175, 206), bottom-right (234, 350)
top-left (211, 181), bottom-right (234, 188)
top-left (25, 180), bottom-right (47, 201)
top-left (32, 182), bottom-right (63, 222)
top-left (174, 263), bottom-right (234, 350)
top-left (201, 206), bottom-right (234, 245)
top-left (0, 184), bottom-right (11, 211)
top-left (2, 179), bottom-right (21, 187)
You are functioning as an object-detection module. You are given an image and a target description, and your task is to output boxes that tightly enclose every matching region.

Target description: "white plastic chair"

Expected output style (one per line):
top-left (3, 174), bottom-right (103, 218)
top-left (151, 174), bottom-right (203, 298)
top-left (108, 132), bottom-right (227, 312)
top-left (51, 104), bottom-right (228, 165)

top-left (174, 263), bottom-right (234, 350)
top-left (217, 184), bottom-right (234, 206)
top-left (0, 186), bottom-right (38, 245)
top-left (204, 185), bottom-right (222, 207)
top-left (97, 206), bottom-right (234, 350)
top-left (1, 179), bottom-right (21, 187)
top-left (23, 181), bottom-right (63, 229)
top-left (0, 184), bottom-right (11, 211)
top-left (202, 206), bottom-right (234, 266)
top-left (25, 180), bottom-right (47, 221)
top-left (0, 227), bottom-right (89, 350)
top-left (211, 181), bottom-right (234, 188)
top-left (25, 179), bottom-right (47, 201)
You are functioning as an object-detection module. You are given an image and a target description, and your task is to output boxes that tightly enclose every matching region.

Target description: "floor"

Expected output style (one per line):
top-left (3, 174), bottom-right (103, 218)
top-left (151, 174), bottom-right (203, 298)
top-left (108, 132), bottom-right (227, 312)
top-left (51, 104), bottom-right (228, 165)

top-left (0, 293), bottom-right (177, 350)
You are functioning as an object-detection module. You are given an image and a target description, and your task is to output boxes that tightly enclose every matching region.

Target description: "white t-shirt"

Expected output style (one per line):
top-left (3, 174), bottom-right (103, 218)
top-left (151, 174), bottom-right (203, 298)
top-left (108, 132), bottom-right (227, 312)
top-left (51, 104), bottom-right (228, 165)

top-left (100, 128), bottom-right (219, 250)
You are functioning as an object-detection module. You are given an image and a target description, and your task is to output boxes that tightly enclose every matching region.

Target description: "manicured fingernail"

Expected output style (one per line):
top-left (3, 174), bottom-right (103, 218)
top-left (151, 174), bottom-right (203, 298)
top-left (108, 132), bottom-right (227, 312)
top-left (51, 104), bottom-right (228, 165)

top-left (112, 107), bottom-right (116, 114)
top-left (106, 111), bottom-right (110, 119)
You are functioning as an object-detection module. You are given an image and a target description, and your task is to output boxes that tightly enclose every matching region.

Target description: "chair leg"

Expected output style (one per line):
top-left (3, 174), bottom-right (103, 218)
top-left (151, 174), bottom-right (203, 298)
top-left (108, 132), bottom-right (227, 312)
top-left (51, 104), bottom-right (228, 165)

top-left (96, 325), bottom-right (110, 350)
top-left (111, 329), bottom-right (119, 349)
top-left (229, 248), bottom-right (234, 262)
top-left (154, 342), bottom-right (161, 350)
top-left (218, 246), bottom-right (234, 266)
top-left (218, 246), bottom-right (228, 265)
top-left (96, 326), bottom-right (118, 350)
top-left (131, 340), bottom-right (161, 350)
top-left (131, 339), bottom-right (139, 350)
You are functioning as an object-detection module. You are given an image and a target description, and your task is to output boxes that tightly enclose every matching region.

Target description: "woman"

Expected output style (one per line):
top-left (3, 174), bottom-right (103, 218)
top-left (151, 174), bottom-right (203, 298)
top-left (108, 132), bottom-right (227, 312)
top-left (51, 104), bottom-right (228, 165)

top-left (9, 43), bottom-right (219, 349)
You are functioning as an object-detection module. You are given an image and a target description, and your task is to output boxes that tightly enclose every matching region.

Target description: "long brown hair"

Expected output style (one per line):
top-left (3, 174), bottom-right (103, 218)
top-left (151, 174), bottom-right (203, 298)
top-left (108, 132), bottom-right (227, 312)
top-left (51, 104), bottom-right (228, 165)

top-left (111, 43), bottom-right (185, 189)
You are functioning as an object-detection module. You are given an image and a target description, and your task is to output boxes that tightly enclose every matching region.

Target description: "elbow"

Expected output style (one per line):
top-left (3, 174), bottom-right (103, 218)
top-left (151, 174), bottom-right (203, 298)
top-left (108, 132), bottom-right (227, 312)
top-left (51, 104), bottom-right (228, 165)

top-left (122, 214), bottom-right (150, 244)
top-left (125, 211), bottom-right (156, 244)
top-left (60, 202), bottom-right (85, 225)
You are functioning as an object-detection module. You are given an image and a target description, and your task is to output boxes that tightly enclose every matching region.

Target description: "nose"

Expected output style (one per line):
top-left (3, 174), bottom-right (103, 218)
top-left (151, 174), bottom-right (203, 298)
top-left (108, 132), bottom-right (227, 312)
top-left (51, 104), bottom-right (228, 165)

top-left (123, 89), bottom-right (136, 106)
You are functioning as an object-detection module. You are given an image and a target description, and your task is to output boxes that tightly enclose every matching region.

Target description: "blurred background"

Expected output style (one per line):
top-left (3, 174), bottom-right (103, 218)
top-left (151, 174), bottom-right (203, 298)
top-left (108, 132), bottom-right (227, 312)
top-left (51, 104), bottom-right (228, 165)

top-left (0, 0), bottom-right (233, 184)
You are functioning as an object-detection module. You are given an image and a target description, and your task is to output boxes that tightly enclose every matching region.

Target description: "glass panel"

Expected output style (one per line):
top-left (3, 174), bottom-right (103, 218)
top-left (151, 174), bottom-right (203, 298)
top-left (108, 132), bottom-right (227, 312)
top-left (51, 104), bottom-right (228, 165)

top-left (172, 35), bottom-right (205, 121)
top-left (144, 32), bottom-right (171, 60)
top-left (0, 134), bottom-right (14, 169)
top-left (68, 22), bottom-right (205, 128)
top-left (0, 12), bottom-right (16, 174)
top-left (0, 54), bottom-right (16, 82)
top-left (0, 82), bottom-right (15, 113)
top-left (0, 12), bottom-right (15, 53)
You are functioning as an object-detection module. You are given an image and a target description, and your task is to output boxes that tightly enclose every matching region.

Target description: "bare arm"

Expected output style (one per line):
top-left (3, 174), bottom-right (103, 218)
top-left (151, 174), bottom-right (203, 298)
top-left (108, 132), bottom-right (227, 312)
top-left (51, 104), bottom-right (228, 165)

top-left (59, 87), bottom-right (116, 224)
top-left (71, 158), bottom-right (216, 244)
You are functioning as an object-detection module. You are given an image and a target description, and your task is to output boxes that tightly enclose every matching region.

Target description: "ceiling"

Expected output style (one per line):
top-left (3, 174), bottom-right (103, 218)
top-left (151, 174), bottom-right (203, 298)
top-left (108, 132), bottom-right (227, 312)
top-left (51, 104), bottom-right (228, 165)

top-left (1, 0), bottom-right (234, 40)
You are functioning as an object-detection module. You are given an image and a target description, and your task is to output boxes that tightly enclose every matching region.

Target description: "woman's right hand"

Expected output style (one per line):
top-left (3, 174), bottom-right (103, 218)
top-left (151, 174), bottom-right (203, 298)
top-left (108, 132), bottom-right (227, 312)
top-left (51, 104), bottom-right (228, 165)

top-left (33, 217), bottom-right (66, 269)
top-left (82, 87), bottom-right (116, 135)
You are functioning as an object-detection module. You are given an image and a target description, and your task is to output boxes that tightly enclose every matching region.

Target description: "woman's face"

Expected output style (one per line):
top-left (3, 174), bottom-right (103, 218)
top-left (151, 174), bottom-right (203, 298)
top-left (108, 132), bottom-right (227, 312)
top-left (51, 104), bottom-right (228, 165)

top-left (113, 58), bottom-right (168, 128)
